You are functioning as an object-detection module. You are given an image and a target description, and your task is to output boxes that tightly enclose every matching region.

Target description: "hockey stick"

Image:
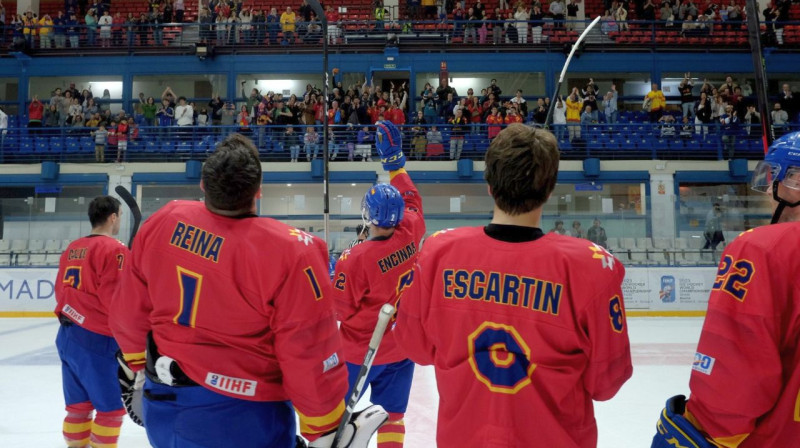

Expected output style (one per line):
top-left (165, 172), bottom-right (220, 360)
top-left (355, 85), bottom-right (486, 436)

top-left (115, 185), bottom-right (142, 249)
top-left (544, 16), bottom-right (602, 128)
top-left (306, 0), bottom-right (332, 244)
top-left (744, 0), bottom-right (774, 152)
top-left (331, 303), bottom-right (395, 448)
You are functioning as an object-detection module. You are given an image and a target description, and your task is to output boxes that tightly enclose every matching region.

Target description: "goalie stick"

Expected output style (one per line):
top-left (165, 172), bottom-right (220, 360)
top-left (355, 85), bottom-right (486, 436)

top-left (114, 185), bottom-right (142, 249)
top-left (544, 16), bottom-right (602, 129)
top-left (331, 303), bottom-right (396, 448)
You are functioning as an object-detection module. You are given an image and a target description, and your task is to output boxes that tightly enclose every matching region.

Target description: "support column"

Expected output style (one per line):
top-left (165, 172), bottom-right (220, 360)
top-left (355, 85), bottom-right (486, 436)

top-left (109, 174), bottom-right (134, 245)
top-left (17, 0), bottom-right (40, 15)
top-left (649, 173), bottom-right (676, 240)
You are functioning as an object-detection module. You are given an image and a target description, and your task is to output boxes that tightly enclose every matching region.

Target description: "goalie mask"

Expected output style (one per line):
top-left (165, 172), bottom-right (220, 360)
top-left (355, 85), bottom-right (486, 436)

top-left (751, 131), bottom-right (800, 223)
top-left (362, 183), bottom-right (405, 228)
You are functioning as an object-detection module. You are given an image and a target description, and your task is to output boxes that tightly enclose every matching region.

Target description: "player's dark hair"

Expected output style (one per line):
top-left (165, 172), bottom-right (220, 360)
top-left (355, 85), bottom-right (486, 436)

top-left (202, 133), bottom-right (262, 213)
top-left (484, 124), bottom-right (559, 216)
top-left (88, 195), bottom-right (121, 228)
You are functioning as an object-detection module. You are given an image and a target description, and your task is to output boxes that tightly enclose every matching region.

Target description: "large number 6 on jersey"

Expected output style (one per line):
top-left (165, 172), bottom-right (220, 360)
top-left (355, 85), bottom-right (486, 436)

top-left (468, 322), bottom-right (537, 394)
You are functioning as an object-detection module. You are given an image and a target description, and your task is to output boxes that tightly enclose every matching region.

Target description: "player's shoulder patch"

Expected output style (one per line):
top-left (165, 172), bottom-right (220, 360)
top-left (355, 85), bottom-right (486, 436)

top-left (587, 243), bottom-right (618, 271)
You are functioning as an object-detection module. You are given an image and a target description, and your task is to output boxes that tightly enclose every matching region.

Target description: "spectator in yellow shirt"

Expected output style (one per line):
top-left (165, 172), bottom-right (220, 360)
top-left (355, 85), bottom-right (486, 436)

top-left (38, 14), bottom-right (54, 49)
top-left (565, 88), bottom-right (583, 141)
top-left (280, 6), bottom-right (296, 44)
top-left (644, 83), bottom-right (666, 122)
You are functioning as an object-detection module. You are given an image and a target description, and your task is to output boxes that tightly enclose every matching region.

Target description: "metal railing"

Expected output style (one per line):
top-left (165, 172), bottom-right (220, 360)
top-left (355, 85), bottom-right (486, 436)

top-left (0, 121), bottom-right (791, 163)
top-left (4, 19), bottom-right (800, 54)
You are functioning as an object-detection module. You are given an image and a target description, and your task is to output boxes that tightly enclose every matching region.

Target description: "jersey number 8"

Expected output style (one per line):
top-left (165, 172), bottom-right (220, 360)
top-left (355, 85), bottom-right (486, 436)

top-left (467, 322), bottom-right (536, 394)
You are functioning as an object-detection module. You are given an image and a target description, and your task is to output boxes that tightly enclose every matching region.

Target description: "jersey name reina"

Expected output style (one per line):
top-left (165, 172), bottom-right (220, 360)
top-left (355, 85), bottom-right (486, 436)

top-left (55, 235), bottom-right (128, 337)
top-left (333, 171), bottom-right (426, 364)
top-left (110, 200), bottom-right (346, 421)
top-left (396, 229), bottom-right (632, 448)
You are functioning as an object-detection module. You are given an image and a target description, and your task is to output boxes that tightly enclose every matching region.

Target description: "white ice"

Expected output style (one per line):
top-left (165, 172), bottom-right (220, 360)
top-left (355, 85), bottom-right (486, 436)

top-left (0, 317), bottom-right (701, 447)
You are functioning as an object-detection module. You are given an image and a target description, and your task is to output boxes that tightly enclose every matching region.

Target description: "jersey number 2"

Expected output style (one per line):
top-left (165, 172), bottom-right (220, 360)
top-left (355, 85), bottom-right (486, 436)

top-left (63, 267), bottom-right (82, 289)
top-left (711, 255), bottom-right (755, 301)
top-left (174, 266), bottom-right (203, 328)
top-left (467, 322), bottom-right (536, 394)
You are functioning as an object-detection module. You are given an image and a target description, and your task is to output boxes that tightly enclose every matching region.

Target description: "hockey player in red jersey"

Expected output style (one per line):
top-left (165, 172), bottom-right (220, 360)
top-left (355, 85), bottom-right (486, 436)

top-left (55, 195), bottom-right (129, 448)
top-left (394, 123), bottom-right (633, 448)
top-left (109, 134), bottom-right (386, 448)
top-left (652, 131), bottom-right (800, 448)
top-left (332, 120), bottom-right (425, 448)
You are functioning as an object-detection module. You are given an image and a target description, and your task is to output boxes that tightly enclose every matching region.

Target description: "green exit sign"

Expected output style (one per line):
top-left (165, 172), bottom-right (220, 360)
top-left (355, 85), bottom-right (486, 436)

top-left (384, 64), bottom-right (396, 69)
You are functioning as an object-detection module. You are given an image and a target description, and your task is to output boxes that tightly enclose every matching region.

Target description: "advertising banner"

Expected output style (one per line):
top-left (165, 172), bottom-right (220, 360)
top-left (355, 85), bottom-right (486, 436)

top-left (0, 269), bottom-right (57, 315)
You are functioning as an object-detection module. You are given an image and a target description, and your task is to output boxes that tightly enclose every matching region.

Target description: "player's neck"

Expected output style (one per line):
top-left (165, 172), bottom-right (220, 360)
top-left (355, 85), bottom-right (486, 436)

top-left (490, 206), bottom-right (542, 229)
top-left (90, 225), bottom-right (114, 238)
top-left (371, 226), bottom-right (395, 238)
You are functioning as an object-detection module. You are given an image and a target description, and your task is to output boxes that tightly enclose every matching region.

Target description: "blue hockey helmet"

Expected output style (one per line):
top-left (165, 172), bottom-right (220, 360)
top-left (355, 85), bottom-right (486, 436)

top-left (751, 131), bottom-right (800, 223)
top-left (751, 131), bottom-right (800, 193)
top-left (362, 183), bottom-right (405, 228)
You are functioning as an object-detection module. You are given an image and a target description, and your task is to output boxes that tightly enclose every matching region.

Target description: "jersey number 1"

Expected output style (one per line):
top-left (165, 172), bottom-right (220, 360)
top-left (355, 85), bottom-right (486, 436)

top-left (174, 266), bottom-right (203, 328)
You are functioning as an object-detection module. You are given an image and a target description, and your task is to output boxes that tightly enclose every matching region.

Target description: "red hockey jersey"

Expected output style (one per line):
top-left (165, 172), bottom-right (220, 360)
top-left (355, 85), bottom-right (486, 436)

top-left (687, 222), bottom-right (800, 448)
top-left (395, 229), bottom-right (632, 448)
top-left (109, 201), bottom-right (347, 436)
top-left (55, 234), bottom-right (129, 337)
top-left (333, 170), bottom-right (425, 364)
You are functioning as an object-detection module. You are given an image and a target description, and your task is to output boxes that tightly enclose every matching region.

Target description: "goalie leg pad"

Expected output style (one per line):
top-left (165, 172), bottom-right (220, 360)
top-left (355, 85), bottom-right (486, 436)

top-left (117, 350), bottom-right (145, 426)
top-left (651, 395), bottom-right (715, 448)
top-left (309, 405), bottom-right (389, 448)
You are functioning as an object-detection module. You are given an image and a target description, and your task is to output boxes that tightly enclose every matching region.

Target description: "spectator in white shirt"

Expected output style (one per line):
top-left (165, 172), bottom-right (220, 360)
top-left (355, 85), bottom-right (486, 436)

top-left (175, 96), bottom-right (194, 126)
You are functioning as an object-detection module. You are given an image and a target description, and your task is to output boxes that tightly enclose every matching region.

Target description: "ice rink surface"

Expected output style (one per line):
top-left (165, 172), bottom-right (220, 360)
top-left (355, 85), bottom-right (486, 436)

top-left (0, 317), bottom-right (702, 447)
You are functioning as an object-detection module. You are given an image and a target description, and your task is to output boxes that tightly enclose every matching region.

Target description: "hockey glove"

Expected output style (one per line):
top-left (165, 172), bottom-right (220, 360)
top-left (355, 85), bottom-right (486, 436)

top-left (651, 395), bottom-right (715, 448)
top-left (308, 404), bottom-right (388, 448)
top-left (375, 120), bottom-right (405, 171)
top-left (116, 350), bottom-right (145, 427)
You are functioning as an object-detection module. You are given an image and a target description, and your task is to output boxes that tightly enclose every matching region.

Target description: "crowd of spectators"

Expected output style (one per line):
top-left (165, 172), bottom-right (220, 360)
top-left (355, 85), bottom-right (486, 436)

top-left (17, 74), bottom-right (800, 162)
top-left (1, 0), bottom-right (795, 50)
top-left (4, 0), bottom-right (188, 50)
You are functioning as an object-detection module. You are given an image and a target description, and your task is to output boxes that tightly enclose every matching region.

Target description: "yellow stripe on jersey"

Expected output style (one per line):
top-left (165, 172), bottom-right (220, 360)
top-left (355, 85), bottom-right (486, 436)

top-left (685, 410), bottom-right (749, 448)
top-left (122, 351), bottom-right (146, 365)
top-left (91, 422), bottom-right (122, 437)
top-left (297, 400), bottom-right (345, 435)
top-left (389, 168), bottom-right (407, 180)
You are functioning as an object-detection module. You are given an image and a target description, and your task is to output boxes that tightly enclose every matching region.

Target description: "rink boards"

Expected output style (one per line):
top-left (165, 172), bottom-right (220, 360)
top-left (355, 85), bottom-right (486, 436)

top-left (0, 267), bottom-right (717, 317)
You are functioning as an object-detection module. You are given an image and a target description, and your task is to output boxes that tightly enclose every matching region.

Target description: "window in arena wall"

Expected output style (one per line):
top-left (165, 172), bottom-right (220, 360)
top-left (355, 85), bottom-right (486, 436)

top-left (29, 77), bottom-right (124, 113)
top-left (541, 182), bottom-right (648, 239)
top-left (562, 73), bottom-right (651, 111)
top-left (238, 75), bottom-right (331, 101)
top-left (415, 73), bottom-right (546, 100)
top-left (0, 78), bottom-right (19, 116)
top-left (132, 75), bottom-right (226, 106)
top-left (677, 183), bottom-right (772, 240)
top-left (0, 184), bottom-right (106, 241)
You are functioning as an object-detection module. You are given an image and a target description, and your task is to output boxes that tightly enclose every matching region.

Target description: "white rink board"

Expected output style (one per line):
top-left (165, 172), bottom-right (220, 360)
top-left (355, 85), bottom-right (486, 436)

top-left (0, 267), bottom-right (716, 314)
top-left (0, 268), bottom-right (58, 314)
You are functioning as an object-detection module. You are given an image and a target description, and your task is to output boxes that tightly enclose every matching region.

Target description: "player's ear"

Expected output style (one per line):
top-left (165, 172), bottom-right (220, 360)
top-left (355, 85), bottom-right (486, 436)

top-left (255, 187), bottom-right (263, 200)
top-left (199, 179), bottom-right (205, 192)
top-left (487, 185), bottom-right (493, 197)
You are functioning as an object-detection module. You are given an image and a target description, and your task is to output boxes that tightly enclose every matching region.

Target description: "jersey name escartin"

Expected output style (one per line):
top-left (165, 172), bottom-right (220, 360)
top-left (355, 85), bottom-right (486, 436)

top-left (443, 269), bottom-right (563, 316)
top-left (169, 221), bottom-right (224, 262)
top-left (377, 241), bottom-right (416, 274)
